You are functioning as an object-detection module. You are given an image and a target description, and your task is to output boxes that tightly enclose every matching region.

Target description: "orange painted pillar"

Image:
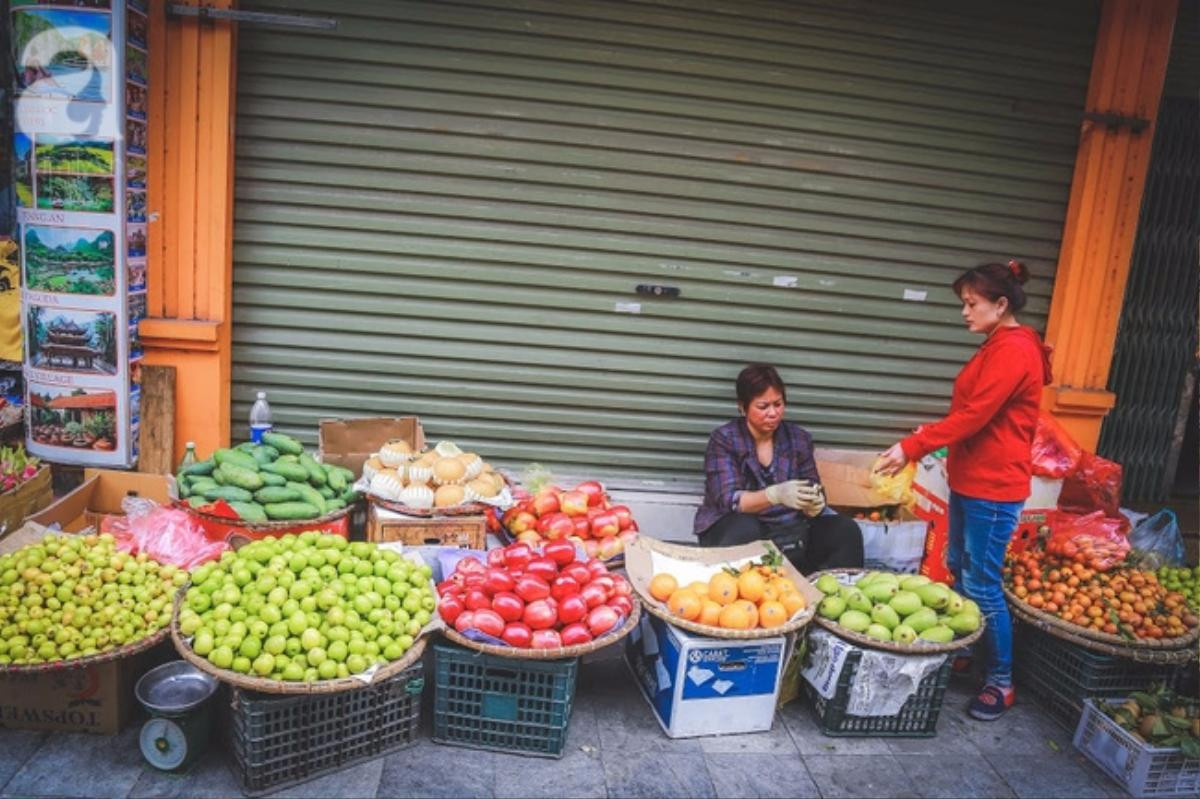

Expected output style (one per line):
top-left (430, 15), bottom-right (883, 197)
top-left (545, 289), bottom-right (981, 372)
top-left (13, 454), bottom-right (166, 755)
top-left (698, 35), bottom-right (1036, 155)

top-left (142, 0), bottom-right (237, 461)
top-left (1042, 0), bottom-right (1177, 451)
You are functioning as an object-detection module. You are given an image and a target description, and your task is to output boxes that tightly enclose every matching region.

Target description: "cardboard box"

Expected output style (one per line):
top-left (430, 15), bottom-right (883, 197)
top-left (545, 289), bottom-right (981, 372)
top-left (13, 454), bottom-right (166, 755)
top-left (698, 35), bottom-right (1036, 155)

top-left (367, 503), bottom-right (486, 549)
top-left (814, 447), bottom-right (896, 508)
top-left (625, 612), bottom-right (786, 738)
top-left (318, 416), bottom-right (425, 479)
top-left (0, 465), bottom-right (53, 540)
top-left (29, 468), bottom-right (169, 533)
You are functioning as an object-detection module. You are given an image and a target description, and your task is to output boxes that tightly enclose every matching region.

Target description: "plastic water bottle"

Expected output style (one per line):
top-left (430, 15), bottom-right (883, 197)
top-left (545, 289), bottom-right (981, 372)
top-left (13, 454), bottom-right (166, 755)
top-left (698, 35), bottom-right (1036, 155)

top-left (178, 441), bottom-right (197, 473)
top-left (249, 392), bottom-right (273, 443)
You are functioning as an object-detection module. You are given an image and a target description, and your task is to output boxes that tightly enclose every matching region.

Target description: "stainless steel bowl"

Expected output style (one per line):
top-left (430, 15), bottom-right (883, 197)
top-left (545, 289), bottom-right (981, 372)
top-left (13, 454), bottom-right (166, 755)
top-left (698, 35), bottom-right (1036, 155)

top-left (135, 660), bottom-right (219, 716)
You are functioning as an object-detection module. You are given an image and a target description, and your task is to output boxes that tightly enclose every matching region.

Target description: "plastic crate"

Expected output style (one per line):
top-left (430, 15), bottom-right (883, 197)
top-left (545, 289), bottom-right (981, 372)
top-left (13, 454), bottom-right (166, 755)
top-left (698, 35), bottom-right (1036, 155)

top-left (224, 662), bottom-right (424, 795)
top-left (1073, 698), bottom-right (1200, 797)
top-left (1013, 621), bottom-right (1183, 729)
top-left (432, 641), bottom-right (576, 758)
top-left (804, 647), bottom-right (952, 737)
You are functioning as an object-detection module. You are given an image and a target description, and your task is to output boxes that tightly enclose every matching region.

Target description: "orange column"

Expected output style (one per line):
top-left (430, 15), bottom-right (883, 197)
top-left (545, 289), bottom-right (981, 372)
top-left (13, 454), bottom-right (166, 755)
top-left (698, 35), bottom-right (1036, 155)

top-left (1042, 0), bottom-right (1177, 451)
top-left (142, 0), bottom-right (237, 461)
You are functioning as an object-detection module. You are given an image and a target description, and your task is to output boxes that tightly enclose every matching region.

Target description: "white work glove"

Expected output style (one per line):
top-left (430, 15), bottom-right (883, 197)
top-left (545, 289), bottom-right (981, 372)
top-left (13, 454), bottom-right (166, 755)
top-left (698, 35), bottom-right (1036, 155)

top-left (764, 480), bottom-right (804, 508)
top-left (795, 482), bottom-right (827, 517)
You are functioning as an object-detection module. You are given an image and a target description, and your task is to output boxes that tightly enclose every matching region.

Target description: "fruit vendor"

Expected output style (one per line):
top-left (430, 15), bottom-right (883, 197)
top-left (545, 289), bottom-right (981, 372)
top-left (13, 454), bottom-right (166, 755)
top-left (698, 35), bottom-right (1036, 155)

top-left (693, 363), bottom-right (863, 574)
top-left (875, 260), bottom-right (1053, 722)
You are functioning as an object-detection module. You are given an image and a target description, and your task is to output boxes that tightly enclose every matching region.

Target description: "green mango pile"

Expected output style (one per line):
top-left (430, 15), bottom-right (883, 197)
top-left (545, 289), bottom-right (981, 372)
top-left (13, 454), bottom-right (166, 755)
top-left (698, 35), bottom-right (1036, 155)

top-left (814, 571), bottom-right (981, 644)
top-left (177, 433), bottom-right (360, 523)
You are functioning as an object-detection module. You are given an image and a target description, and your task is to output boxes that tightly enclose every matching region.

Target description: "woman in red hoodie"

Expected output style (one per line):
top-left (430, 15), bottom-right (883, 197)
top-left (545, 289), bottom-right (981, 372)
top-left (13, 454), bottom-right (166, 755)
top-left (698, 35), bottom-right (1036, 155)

top-left (876, 260), bottom-right (1052, 721)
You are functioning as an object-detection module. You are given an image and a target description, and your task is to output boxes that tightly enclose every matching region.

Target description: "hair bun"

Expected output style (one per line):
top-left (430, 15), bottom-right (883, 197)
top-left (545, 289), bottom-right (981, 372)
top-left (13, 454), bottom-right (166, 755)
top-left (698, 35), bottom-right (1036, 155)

top-left (1007, 259), bottom-right (1030, 285)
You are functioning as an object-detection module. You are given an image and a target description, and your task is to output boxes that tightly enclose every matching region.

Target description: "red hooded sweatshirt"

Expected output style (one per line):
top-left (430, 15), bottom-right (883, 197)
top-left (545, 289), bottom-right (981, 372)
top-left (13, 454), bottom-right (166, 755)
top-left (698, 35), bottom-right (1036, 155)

top-left (900, 325), bottom-right (1053, 502)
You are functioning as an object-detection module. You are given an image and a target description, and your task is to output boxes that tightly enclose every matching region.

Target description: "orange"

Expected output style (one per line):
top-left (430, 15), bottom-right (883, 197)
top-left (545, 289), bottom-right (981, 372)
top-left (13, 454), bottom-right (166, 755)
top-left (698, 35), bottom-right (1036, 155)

top-left (773, 578), bottom-right (798, 595)
top-left (780, 591), bottom-right (806, 616)
top-left (737, 571), bottom-right (766, 603)
top-left (667, 589), bottom-right (702, 621)
top-left (760, 582), bottom-right (781, 603)
top-left (697, 599), bottom-right (722, 627)
top-left (649, 573), bottom-right (678, 602)
top-left (686, 581), bottom-right (710, 596)
top-left (717, 602), bottom-right (753, 630)
top-left (758, 600), bottom-right (788, 628)
top-left (707, 573), bottom-right (739, 606)
top-left (734, 599), bottom-right (759, 628)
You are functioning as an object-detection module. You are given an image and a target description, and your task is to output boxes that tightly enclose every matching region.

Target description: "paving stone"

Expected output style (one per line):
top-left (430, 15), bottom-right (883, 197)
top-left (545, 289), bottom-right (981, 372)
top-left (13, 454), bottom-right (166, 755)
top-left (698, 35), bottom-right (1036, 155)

top-left (600, 751), bottom-right (715, 799)
top-left (987, 754), bottom-right (1124, 798)
top-left (885, 708), bottom-right (983, 756)
top-left (3, 725), bottom-right (146, 799)
top-left (264, 756), bottom-right (383, 799)
top-left (957, 702), bottom-right (1075, 755)
top-left (778, 701), bottom-right (891, 755)
top-left (0, 729), bottom-right (48, 792)
top-left (803, 754), bottom-right (919, 799)
top-left (696, 718), bottom-right (798, 755)
top-left (493, 746), bottom-right (605, 799)
top-left (128, 748), bottom-right (245, 798)
top-left (703, 753), bottom-right (819, 799)
top-left (377, 741), bottom-right (495, 799)
top-left (580, 668), bottom-right (701, 754)
top-left (895, 754), bottom-right (1015, 799)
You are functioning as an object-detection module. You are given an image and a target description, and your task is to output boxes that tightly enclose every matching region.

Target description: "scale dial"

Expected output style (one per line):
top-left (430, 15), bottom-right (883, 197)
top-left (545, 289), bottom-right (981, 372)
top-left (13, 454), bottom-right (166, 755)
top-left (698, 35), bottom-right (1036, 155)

top-left (140, 717), bottom-right (189, 771)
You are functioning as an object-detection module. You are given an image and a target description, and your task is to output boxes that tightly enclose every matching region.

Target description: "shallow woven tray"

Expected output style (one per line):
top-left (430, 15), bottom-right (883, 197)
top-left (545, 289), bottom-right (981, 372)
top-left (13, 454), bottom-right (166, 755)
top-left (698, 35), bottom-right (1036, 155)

top-left (441, 599), bottom-right (641, 660)
top-left (808, 569), bottom-right (985, 655)
top-left (1004, 586), bottom-right (1198, 664)
top-left (169, 587), bottom-right (429, 694)
top-left (177, 501), bottom-right (353, 531)
top-left (0, 625), bottom-right (168, 675)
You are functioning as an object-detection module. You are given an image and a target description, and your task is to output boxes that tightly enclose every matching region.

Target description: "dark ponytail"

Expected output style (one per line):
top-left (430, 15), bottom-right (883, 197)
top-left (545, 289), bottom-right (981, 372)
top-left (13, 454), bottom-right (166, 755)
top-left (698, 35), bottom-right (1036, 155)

top-left (952, 259), bottom-right (1029, 313)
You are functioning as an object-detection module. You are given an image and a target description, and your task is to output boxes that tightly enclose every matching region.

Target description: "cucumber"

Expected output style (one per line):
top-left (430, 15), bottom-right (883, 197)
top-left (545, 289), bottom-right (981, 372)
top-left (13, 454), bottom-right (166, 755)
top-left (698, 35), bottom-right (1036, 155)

top-left (277, 454), bottom-right (299, 464)
top-left (263, 501), bottom-right (320, 521)
top-left (324, 499), bottom-right (346, 511)
top-left (219, 462), bottom-right (264, 491)
top-left (334, 466), bottom-right (356, 484)
top-left (323, 464), bottom-right (347, 493)
top-left (203, 485), bottom-right (254, 503)
top-left (259, 471), bottom-right (286, 487)
top-left (262, 432), bottom-right (303, 456)
top-left (299, 453), bottom-right (326, 486)
top-left (262, 460), bottom-right (309, 483)
top-left (235, 442), bottom-right (258, 454)
top-left (214, 448), bottom-right (260, 472)
top-left (317, 485), bottom-right (336, 500)
top-left (229, 501), bottom-right (268, 523)
top-left (186, 496), bottom-right (210, 509)
top-left (286, 481), bottom-right (326, 515)
top-left (251, 446), bottom-right (277, 467)
top-left (254, 486), bottom-right (301, 504)
top-left (188, 478), bottom-right (219, 494)
top-left (211, 466), bottom-right (227, 486)
top-left (178, 481), bottom-right (191, 499)
top-left (340, 488), bottom-right (361, 504)
top-left (181, 458), bottom-right (215, 477)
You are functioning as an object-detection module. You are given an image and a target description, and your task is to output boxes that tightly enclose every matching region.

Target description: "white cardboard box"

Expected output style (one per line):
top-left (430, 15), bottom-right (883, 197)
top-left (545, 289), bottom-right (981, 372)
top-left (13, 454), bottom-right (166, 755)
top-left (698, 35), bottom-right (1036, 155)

top-left (624, 612), bottom-right (785, 738)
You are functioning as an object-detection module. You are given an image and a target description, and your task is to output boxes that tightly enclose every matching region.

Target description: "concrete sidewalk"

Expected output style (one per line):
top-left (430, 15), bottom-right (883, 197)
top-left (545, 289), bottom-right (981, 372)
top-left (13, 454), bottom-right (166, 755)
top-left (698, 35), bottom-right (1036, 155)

top-left (0, 652), bottom-right (1127, 799)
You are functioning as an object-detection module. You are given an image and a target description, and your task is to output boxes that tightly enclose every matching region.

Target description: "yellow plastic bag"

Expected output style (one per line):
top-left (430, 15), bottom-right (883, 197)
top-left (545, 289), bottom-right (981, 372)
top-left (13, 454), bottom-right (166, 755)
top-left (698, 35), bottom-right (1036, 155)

top-left (869, 460), bottom-right (916, 507)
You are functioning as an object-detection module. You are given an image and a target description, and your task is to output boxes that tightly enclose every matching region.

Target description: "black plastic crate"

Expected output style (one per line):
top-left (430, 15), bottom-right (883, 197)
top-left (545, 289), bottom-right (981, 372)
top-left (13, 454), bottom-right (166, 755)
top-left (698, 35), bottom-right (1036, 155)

top-left (804, 647), bottom-right (952, 737)
top-left (1013, 620), bottom-right (1183, 730)
top-left (224, 663), bottom-right (424, 795)
top-left (432, 641), bottom-right (576, 758)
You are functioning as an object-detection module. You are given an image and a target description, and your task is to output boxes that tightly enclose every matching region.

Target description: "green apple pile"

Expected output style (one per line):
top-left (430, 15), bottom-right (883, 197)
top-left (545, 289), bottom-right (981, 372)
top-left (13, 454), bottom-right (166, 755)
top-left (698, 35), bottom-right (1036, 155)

top-left (814, 571), bottom-right (981, 644)
top-left (1157, 566), bottom-right (1200, 615)
top-left (178, 532), bottom-right (435, 682)
top-left (0, 533), bottom-right (185, 665)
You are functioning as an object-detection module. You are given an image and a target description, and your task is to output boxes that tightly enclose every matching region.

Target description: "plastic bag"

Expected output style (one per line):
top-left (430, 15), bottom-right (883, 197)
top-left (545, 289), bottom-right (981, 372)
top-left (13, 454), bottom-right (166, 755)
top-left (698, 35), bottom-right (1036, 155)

top-left (1128, 509), bottom-right (1186, 570)
top-left (101, 496), bottom-right (229, 569)
top-left (1057, 452), bottom-right (1123, 518)
top-left (1030, 413), bottom-right (1084, 478)
top-left (1045, 509), bottom-right (1130, 571)
top-left (869, 461), bottom-right (916, 507)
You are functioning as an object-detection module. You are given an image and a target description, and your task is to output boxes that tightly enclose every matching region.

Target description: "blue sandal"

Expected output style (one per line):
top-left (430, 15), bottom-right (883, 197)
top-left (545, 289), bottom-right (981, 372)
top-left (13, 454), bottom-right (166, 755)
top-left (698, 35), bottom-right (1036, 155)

top-left (969, 684), bottom-right (1014, 721)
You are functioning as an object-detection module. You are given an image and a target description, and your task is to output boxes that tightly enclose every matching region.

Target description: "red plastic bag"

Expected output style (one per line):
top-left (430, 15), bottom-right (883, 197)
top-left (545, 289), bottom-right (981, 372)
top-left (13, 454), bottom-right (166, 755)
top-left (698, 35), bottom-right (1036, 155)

top-left (1031, 413), bottom-right (1084, 478)
top-left (1057, 452), bottom-right (1123, 518)
top-left (1044, 509), bottom-right (1130, 571)
top-left (102, 497), bottom-right (229, 569)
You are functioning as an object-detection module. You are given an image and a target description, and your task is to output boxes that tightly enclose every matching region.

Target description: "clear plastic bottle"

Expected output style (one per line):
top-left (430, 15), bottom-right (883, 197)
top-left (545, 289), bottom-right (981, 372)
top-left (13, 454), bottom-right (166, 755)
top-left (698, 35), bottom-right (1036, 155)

top-left (178, 441), bottom-right (197, 473)
top-left (249, 392), bottom-right (273, 443)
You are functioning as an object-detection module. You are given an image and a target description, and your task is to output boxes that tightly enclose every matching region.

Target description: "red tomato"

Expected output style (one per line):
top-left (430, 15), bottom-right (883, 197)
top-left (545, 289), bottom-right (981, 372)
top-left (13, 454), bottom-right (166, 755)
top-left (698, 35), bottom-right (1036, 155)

top-left (486, 549), bottom-right (507, 569)
top-left (562, 563), bottom-right (591, 586)
top-left (503, 543), bottom-right (534, 571)
top-left (501, 622), bottom-right (533, 648)
top-left (531, 629), bottom-right (563, 649)
top-left (438, 595), bottom-right (464, 625)
top-left (526, 557), bottom-right (559, 582)
top-left (587, 605), bottom-right (619, 637)
top-left (514, 574), bottom-right (551, 603)
top-left (580, 583), bottom-right (607, 610)
top-left (550, 575), bottom-right (580, 601)
top-left (558, 594), bottom-right (587, 625)
top-left (483, 569), bottom-right (516, 595)
top-left (608, 595), bottom-right (633, 618)
top-left (453, 611), bottom-right (476, 633)
top-left (464, 590), bottom-right (492, 612)
top-left (491, 592), bottom-right (525, 623)
top-left (523, 599), bottom-right (558, 630)
top-left (543, 540), bottom-right (577, 567)
top-left (455, 556), bottom-right (486, 576)
top-left (472, 609), bottom-right (505, 638)
top-left (560, 623), bottom-right (594, 647)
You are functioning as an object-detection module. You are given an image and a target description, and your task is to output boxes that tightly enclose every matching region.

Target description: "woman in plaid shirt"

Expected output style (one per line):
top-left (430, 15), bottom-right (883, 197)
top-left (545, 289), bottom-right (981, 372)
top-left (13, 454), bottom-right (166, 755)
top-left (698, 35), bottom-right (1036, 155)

top-left (694, 364), bottom-right (863, 575)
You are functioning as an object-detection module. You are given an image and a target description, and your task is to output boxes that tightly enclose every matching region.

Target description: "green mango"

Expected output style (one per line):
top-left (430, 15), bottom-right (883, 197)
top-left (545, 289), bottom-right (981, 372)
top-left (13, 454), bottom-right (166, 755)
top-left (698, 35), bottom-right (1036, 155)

top-left (815, 574), bottom-right (841, 596)
top-left (947, 612), bottom-right (981, 635)
top-left (871, 603), bottom-right (900, 630)
top-left (844, 589), bottom-right (872, 614)
top-left (865, 623), bottom-right (893, 642)
top-left (818, 595), bottom-right (847, 620)
top-left (837, 609), bottom-right (871, 633)
top-left (889, 590), bottom-right (923, 617)
top-left (892, 624), bottom-right (917, 644)
top-left (918, 624), bottom-right (955, 643)
top-left (904, 607), bottom-right (938, 633)
top-left (899, 574), bottom-right (932, 591)
top-left (916, 583), bottom-right (952, 611)
top-left (863, 581), bottom-right (899, 603)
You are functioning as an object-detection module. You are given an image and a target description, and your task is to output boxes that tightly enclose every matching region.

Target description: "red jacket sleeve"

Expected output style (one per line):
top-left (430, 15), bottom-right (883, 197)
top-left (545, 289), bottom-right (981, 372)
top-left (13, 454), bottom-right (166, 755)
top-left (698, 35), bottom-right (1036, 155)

top-left (900, 341), bottom-right (1031, 461)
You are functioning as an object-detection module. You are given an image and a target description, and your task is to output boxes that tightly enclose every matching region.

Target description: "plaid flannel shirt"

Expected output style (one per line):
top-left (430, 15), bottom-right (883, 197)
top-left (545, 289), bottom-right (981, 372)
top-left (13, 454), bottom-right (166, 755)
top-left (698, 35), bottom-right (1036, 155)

top-left (693, 418), bottom-right (822, 535)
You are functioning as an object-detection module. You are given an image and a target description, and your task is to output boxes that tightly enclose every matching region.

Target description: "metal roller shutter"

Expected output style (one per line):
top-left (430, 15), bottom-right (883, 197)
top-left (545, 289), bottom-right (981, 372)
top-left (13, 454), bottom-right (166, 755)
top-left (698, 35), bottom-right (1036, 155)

top-left (231, 0), bottom-right (1097, 483)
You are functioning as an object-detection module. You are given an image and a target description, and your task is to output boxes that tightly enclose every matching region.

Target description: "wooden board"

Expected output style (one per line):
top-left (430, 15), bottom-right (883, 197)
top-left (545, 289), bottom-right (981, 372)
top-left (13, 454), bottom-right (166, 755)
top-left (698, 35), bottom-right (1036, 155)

top-left (138, 365), bottom-right (176, 474)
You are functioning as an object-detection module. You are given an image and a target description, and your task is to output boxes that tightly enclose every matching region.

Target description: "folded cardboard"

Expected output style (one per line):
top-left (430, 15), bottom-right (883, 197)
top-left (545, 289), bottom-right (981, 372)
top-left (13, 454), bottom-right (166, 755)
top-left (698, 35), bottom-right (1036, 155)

top-left (318, 416), bottom-right (425, 478)
top-left (29, 469), bottom-right (170, 533)
top-left (814, 447), bottom-right (895, 508)
top-left (367, 503), bottom-right (486, 549)
top-left (0, 465), bottom-right (53, 541)
top-left (625, 612), bottom-right (786, 737)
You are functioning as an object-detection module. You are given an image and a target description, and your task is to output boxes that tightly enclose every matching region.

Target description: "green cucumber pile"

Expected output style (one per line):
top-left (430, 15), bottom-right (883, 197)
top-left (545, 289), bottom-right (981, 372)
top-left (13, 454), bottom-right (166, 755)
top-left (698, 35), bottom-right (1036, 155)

top-left (177, 433), bottom-right (361, 523)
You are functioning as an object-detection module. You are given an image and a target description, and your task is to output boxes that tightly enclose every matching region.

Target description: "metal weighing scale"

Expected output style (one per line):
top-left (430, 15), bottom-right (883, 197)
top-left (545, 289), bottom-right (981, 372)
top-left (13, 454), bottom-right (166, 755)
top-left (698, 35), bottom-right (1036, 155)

top-left (134, 660), bottom-right (219, 772)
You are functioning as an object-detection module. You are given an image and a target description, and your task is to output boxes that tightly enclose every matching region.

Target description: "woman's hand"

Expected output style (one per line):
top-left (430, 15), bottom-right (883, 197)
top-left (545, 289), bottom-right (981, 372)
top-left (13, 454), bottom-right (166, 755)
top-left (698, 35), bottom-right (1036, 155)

top-left (874, 443), bottom-right (908, 476)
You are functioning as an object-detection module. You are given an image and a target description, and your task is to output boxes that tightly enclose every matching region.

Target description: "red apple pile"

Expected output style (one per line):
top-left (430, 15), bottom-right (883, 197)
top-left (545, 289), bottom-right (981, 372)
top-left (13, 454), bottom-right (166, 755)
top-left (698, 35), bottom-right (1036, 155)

top-left (501, 480), bottom-right (639, 560)
top-left (436, 540), bottom-right (636, 650)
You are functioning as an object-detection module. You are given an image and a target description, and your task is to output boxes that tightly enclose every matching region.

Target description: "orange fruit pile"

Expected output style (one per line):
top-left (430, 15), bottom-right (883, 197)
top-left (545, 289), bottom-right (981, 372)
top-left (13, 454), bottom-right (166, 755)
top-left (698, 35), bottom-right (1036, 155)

top-left (650, 564), bottom-right (806, 630)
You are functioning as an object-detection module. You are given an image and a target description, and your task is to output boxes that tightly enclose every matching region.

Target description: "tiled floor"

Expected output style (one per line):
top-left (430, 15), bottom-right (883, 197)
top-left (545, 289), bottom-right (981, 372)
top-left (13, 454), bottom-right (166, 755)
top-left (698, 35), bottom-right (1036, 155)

top-left (0, 650), bottom-right (1130, 799)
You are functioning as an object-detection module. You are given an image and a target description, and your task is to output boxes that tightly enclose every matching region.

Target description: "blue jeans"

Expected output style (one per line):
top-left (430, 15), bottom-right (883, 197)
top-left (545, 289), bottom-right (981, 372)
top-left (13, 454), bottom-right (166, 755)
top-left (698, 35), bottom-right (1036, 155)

top-left (948, 491), bottom-right (1023, 687)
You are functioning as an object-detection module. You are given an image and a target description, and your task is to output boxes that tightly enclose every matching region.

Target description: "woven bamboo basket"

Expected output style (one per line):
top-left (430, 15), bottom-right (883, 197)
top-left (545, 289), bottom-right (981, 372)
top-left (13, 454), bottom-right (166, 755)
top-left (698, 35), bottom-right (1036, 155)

top-left (177, 501), bottom-right (354, 532)
top-left (169, 587), bottom-right (430, 695)
top-left (440, 599), bottom-right (640, 660)
top-left (1004, 586), bottom-right (1198, 664)
top-left (0, 626), bottom-right (169, 676)
top-left (808, 569), bottom-right (986, 655)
